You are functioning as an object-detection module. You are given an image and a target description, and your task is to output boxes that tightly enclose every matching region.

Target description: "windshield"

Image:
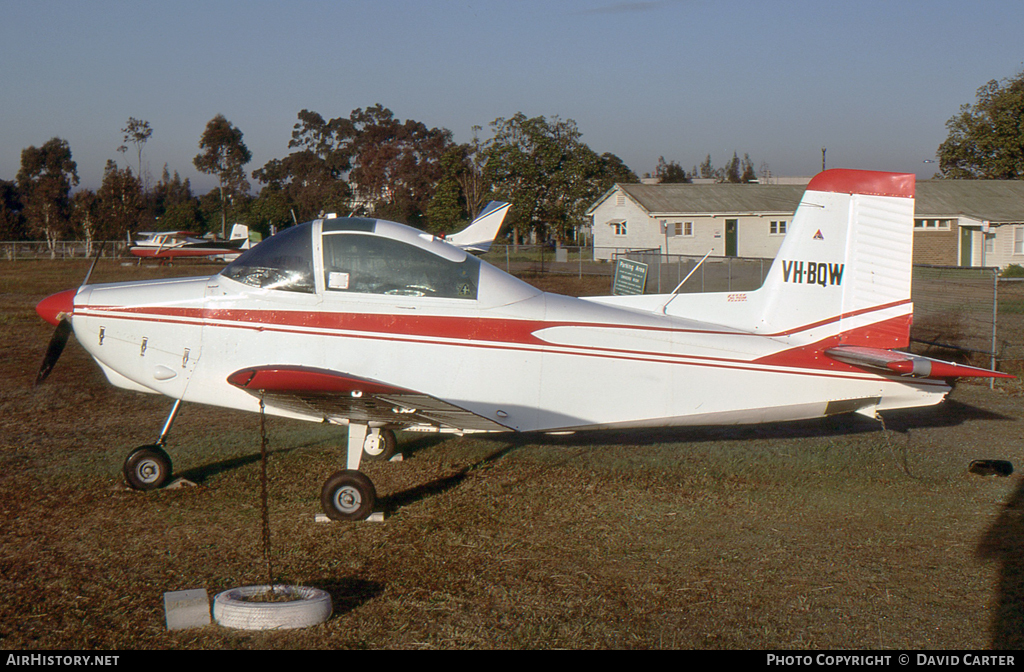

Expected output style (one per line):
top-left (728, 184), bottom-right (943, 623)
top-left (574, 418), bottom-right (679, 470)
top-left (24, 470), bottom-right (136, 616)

top-left (221, 223), bottom-right (315, 293)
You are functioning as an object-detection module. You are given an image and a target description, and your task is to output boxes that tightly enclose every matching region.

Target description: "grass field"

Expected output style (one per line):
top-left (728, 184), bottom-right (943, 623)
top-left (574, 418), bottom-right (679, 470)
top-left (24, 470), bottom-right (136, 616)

top-left (1, 259), bottom-right (1023, 649)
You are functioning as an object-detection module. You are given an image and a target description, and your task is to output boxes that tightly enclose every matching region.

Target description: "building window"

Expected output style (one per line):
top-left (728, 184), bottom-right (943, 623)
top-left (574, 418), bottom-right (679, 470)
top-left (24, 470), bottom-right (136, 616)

top-left (673, 221), bottom-right (693, 237)
top-left (615, 193), bottom-right (625, 207)
top-left (1015, 226), bottom-right (1024, 255)
top-left (915, 219), bottom-right (952, 230)
top-left (609, 220), bottom-right (627, 236)
top-left (770, 220), bottom-right (787, 235)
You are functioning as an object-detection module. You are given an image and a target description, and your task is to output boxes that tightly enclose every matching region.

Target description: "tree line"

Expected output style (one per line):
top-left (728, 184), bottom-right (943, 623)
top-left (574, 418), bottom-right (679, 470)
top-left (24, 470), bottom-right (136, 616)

top-left (10, 67), bottom-right (1015, 256)
top-left (0, 107), bottom-right (645, 254)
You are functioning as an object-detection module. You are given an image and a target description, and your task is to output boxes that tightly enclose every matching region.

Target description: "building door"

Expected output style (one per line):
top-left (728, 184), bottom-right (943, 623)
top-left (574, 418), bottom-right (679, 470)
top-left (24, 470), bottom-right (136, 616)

top-left (959, 227), bottom-right (973, 267)
top-left (725, 219), bottom-right (738, 257)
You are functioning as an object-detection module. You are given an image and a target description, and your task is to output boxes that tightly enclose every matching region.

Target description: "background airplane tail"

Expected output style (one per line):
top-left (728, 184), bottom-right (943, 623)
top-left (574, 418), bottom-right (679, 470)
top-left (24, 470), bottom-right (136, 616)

top-left (444, 201), bottom-right (510, 253)
top-left (754, 169), bottom-right (916, 348)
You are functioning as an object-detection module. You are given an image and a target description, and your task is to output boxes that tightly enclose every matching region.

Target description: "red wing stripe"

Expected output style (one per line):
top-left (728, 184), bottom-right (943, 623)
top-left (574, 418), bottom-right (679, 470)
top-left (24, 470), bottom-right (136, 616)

top-left (228, 366), bottom-right (414, 394)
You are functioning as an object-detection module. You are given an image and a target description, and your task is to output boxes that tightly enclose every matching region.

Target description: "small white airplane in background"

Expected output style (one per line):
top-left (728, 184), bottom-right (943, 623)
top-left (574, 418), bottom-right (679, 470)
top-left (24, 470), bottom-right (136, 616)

top-left (129, 224), bottom-right (254, 261)
top-left (35, 175), bottom-right (1010, 520)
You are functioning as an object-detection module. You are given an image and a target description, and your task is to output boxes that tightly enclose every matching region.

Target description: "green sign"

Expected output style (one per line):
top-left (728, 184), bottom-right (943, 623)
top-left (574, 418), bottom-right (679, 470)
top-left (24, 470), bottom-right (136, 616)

top-left (612, 259), bottom-right (648, 295)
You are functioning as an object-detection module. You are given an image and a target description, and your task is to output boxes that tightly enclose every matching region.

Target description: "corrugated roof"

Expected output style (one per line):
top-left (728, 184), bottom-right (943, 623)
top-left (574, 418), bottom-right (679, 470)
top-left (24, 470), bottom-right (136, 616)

top-left (609, 180), bottom-right (1024, 223)
top-left (616, 183), bottom-right (804, 215)
top-left (916, 180), bottom-right (1024, 222)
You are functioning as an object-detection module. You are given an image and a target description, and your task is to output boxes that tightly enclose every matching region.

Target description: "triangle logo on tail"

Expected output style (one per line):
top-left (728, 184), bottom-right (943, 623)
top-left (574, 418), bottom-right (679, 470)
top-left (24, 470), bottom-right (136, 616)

top-left (813, 230), bottom-right (824, 240)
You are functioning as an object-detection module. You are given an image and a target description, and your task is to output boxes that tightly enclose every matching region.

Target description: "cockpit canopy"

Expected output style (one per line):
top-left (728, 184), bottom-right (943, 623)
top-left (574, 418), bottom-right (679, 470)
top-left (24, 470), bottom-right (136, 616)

top-left (221, 216), bottom-right (539, 306)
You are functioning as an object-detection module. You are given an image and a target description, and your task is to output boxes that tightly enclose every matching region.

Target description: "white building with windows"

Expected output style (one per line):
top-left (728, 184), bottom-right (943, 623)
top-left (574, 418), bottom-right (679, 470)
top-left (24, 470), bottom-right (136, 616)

top-left (587, 179), bottom-right (1024, 269)
top-left (587, 182), bottom-right (806, 261)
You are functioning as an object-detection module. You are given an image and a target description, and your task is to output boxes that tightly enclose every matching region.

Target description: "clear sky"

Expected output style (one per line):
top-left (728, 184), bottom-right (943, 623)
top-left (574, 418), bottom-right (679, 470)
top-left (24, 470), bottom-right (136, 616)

top-left (2, 0), bottom-right (1023, 193)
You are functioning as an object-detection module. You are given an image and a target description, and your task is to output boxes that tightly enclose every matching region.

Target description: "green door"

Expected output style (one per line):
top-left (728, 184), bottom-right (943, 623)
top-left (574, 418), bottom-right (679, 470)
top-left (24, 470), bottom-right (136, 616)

top-left (960, 227), bottom-right (972, 267)
top-left (725, 219), bottom-right (738, 257)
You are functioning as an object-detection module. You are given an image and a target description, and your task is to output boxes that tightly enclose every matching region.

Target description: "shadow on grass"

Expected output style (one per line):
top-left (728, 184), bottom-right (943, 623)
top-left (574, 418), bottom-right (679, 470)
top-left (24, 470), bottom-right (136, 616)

top-left (477, 397), bottom-right (1013, 449)
top-left (176, 442), bottom-right (312, 484)
top-left (309, 578), bottom-right (385, 617)
top-left (977, 477), bottom-right (1024, 649)
top-left (379, 443), bottom-right (520, 515)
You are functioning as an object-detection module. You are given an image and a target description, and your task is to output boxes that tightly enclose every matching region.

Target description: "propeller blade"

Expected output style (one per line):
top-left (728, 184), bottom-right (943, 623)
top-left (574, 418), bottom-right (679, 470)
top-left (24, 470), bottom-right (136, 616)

top-left (35, 318), bottom-right (72, 387)
top-left (34, 244), bottom-right (103, 387)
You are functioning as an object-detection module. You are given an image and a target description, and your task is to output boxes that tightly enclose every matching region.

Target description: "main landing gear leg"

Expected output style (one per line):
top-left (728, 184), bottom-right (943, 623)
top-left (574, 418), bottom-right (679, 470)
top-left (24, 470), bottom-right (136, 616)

top-left (320, 423), bottom-right (378, 521)
top-left (122, 399), bottom-right (181, 491)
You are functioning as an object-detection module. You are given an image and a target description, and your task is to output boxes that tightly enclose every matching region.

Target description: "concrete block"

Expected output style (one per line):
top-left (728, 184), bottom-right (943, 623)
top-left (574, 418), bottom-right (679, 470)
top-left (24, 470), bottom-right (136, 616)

top-left (164, 588), bottom-right (211, 630)
top-left (314, 511), bottom-right (384, 523)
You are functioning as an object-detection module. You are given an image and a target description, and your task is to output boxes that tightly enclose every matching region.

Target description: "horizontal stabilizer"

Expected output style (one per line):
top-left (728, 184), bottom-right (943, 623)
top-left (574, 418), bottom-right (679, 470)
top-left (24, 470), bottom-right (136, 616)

top-left (825, 346), bottom-right (1014, 379)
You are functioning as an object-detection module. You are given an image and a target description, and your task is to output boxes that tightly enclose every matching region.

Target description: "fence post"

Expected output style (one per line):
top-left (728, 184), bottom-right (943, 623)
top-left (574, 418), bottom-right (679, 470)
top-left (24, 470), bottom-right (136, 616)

top-left (992, 269), bottom-right (999, 389)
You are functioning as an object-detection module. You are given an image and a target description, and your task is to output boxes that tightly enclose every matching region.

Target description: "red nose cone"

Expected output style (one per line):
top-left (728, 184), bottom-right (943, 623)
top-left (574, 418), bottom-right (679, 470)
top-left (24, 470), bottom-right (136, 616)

top-left (36, 289), bottom-right (77, 326)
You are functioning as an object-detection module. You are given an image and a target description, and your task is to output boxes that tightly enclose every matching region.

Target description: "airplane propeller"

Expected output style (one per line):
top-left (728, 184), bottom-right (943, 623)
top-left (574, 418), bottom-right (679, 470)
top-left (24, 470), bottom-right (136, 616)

top-left (34, 245), bottom-right (103, 387)
top-left (35, 317), bottom-right (72, 386)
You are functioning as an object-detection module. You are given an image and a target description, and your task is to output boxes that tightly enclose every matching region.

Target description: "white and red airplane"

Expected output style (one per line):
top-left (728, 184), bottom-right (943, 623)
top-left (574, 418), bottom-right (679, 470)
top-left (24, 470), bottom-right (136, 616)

top-left (129, 224), bottom-right (253, 261)
top-left (35, 171), bottom-right (1010, 520)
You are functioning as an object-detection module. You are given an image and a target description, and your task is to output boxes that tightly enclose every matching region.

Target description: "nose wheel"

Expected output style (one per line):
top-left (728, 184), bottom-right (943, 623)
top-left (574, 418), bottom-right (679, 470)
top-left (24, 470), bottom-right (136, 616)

top-left (122, 400), bottom-right (180, 491)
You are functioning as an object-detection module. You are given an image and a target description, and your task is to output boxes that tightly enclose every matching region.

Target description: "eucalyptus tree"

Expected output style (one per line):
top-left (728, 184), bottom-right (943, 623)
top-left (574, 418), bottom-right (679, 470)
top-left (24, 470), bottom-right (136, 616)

top-left (655, 156), bottom-right (690, 183)
top-left (193, 114), bottom-right (252, 237)
top-left (0, 180), bottom-right (25, 241)
top-left (17, 138), bottom-right (79, 257)
top-left (151, 165), bottom-right (201, 231)
top-left (485, 113), bottom-right (634, 245)
top-left (938, 71), bottom-right (1024, 179)
top-left (118, 117), bottom-right (153, 189)
top-left (71, 189), bottom-right (99, 255)
top-left (347, 104), bottom-right (454, 227)
top-left (426, 147), bottom-right (468, 232)
top-left (97, 160), bottom-right (144, 243)
top-left (252, 109), bottom-right (354, 222)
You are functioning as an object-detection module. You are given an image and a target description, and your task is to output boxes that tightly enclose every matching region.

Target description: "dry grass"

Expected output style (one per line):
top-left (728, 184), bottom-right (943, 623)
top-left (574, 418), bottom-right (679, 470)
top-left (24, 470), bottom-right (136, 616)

top-left (2, 259), bottom-right (1023, 649)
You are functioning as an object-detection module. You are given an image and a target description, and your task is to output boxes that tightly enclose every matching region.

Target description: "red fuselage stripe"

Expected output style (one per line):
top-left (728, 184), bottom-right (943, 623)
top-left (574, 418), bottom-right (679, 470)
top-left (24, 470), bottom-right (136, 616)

top-left (74, 301), bottom-right (929, 384)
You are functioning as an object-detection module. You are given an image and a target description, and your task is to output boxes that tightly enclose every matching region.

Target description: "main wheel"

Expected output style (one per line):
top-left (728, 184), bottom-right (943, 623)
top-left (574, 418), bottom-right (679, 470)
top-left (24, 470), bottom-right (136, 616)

top-left (123, 445), bottom-right (173, 490)
top-left (362, 429), bottom-right (397, 462)
top-left (321, 470), bottom-right (377, 521)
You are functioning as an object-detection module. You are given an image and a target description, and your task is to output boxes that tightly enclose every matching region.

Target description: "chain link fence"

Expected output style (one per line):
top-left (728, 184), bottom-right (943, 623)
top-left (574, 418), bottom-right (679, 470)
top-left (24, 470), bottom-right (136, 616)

top-left (617, 249), bottom-right (771, 294)
top-left (911, 265), bottom-right (1024, 375)
top-left (1, 240), bottom-right (129, 260)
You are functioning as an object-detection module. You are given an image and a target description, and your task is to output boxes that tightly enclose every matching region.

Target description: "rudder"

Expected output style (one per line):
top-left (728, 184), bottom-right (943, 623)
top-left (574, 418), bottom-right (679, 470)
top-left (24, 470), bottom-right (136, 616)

top-left (756, 169), bottom-right (916, 348)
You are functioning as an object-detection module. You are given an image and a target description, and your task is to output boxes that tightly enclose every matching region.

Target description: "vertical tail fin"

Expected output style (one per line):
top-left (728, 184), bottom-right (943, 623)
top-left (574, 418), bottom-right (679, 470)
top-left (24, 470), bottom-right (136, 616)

top-left (756, 169), bottom-right (916, 347)
top-left (444, 201), bottom-right (510, 253)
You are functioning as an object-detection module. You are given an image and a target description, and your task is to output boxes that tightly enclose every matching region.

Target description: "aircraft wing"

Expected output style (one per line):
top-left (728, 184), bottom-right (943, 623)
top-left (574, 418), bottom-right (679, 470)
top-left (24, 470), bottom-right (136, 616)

top-left (226, 366), bottom-right (511, 432)
top-left (825, 346), bottom-right (1014, 379)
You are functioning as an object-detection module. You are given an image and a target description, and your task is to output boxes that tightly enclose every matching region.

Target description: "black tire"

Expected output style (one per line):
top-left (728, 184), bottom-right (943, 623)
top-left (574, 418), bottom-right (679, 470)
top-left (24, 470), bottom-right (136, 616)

top-left (362, 429), bottom-right (397, 462)
top-left (969, 459), bottom-right (1014, 477)
top-left (321, 470), bottom-right (376, 521)
top-left (124, 445), bottom-right (173, 490)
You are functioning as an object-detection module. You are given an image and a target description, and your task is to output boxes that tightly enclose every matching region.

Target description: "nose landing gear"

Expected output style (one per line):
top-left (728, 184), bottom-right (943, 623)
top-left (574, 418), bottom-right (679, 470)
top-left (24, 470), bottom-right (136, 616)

top-left (122, 399), bottom-right (181, 491)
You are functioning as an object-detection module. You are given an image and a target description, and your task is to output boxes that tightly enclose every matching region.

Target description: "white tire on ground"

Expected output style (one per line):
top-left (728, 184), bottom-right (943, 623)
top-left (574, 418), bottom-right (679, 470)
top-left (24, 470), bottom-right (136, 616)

top-left (213, 585), bottom-right (332, 630)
